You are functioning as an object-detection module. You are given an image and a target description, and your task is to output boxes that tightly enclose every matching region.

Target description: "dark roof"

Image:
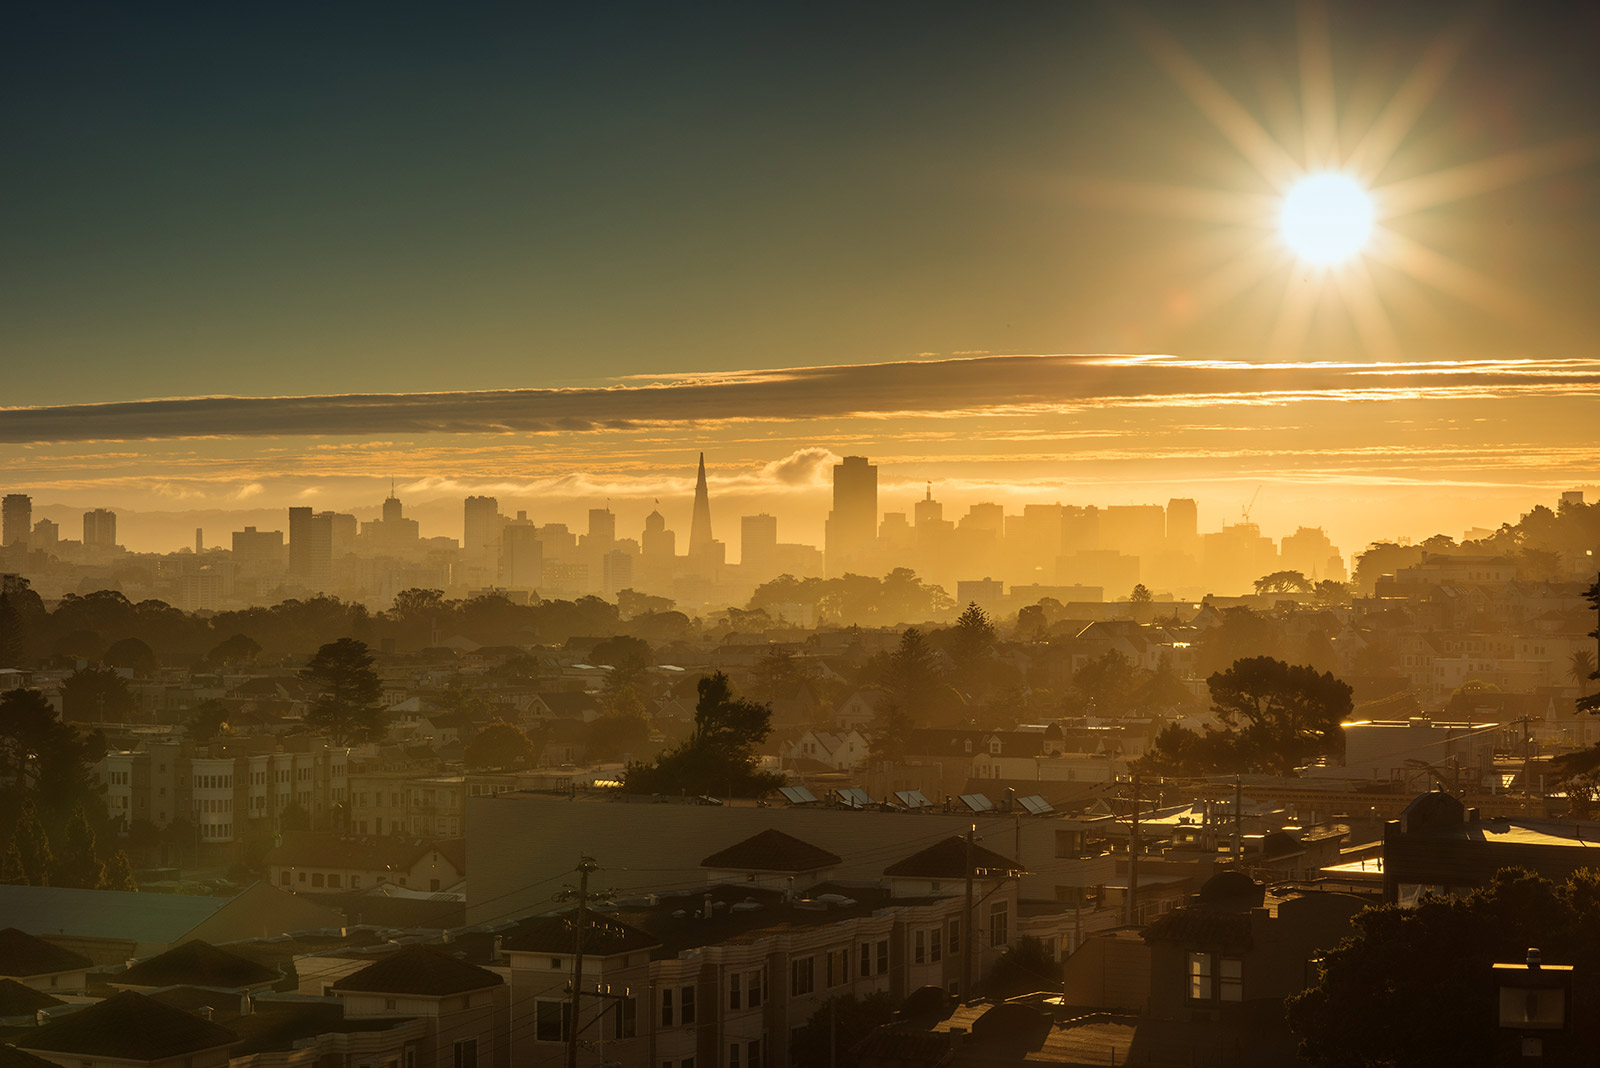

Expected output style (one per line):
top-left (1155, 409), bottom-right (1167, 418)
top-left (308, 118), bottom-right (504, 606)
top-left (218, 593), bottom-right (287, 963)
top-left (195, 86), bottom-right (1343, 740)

top-left (0, 978), bottom-right (65, 1015)
top-left (0, 1046), bottom-right (58, 1068)
top-left (0, 928), bottom-right (94, 978)
top-left (117, 940), bottom-right (279, 990)
top-left (851, 1026), bottom-right (955, 1066)
top-left (700, 829), bottom-right (842, 873)
top-left (501, 912), bottom-right (659, 958)
top-left (882, 836), bottom-right (1022, 880)
top-left (330, 944), bottom-right (501, 997)
top-left (19, 991), bottom-right (238, 1059)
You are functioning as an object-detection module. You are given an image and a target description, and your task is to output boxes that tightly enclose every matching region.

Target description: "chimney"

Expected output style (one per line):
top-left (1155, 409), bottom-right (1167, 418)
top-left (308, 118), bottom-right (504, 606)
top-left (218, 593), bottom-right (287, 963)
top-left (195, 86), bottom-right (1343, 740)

top-left (239, 994), bottom-right (253, 1017)
top-left (197, 1006), bottom-right (214, 1021)
top-left (703, 894), bottom-right (714, 920)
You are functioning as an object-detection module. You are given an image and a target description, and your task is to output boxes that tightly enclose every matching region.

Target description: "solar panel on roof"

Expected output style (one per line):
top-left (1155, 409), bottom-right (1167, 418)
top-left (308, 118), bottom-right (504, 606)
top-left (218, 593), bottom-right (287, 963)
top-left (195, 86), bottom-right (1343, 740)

top-left (1018, 794), bottom-right (1056, 815)
top-left (846, 787), bottom-right (875, 807)
top-left (959, 793), bottom-right (994, 812)
top-left (779, 785), bottom-right (818, 805)
top-left (893, 789), bottom-right (932, 810)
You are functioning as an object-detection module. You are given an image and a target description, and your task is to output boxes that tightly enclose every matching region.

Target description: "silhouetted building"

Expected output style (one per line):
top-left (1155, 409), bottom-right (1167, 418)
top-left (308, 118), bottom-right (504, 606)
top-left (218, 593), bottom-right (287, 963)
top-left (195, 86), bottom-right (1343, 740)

top-left (689, 453), bottom-right (714, 555)
top-left (1280, 526), bottom-right (1345, 582)
top-left (641, 509), bottom-right (675, 558)
top-left (82, 508), bottom-right (117, 550)
top-left (741, 513), bottom-right (778, 578)
top-left (1101, 504), bottom-right (1166, 560)
top-left (826, 455), bottom-right (877, 576)
top-left (2, 494), bottom-right (30, 548)
top-left (502, 522), bottom-right (543, 589)
top-left (31, 518), bottom-right (59, 550)
top-left (586, 507), bottom-right (616, 550)
top-left (288, 507), bottom-right (333, 591)
top-left (463, 495), bottom-right (502, 565)
top-left (1166, 498), bottom-right (1198, 547)
top-left (232, 526), bottom-right (285, 572)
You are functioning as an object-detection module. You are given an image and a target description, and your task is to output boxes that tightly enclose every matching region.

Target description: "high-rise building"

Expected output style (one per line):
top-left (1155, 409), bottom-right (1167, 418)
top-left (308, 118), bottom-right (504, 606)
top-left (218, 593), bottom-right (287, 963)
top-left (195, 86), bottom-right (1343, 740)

top-left (641, 509), bottom-right (675, 559)
top-left (30, 518), bottom-right (59, 550)
top-left (1166, 498), bottom-right (1199, 549)
top-left (914, 484), bottom-right (943, 527)
top-left (741, 514), bottom-right (778, 577)
top-left (288, 507), bottom-right (333, 591)
top-left (1, 495), bottom-right (30, 548)
top-left (689, 453), bottom-right (714, 557)
top-left (825, 455), bottom-right (877, 576)
top-left (502, 523), bottom-right (544, 589)
top-left (1101, 504), bottom-right (1166, 560)
top-left (82, 508), bottom-right (117, 549)
top-left (587, 508), bottom-right (616, 550)
top-left (463, 496), bottom-right (502, 562)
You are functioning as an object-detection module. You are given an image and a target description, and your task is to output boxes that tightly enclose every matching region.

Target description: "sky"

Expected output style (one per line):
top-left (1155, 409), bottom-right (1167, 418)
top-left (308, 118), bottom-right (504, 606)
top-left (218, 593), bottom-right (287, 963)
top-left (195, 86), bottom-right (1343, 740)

top-left (3, 1), bottom-right (1598, 556)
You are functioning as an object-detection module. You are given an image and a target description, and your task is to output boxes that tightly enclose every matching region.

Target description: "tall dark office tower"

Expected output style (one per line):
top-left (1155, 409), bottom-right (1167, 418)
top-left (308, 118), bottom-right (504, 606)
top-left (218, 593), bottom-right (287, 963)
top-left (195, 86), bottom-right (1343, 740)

top-left (288, 507), bottom-right (333, 590)
top-left (741, 513), bottom-right (779, 576)
top-left (825, 455), bottom-right (878, 576)
top-left (1166, 498), bottom-right (1199, 549)
top-left (501, 524), bottom-right (544, 589)
top-left (82, 508), bottom-right (117, 549)
top-left (463, 496), bottom-right (501, 559)
top-left (2, 494), bottom-right (31, 547)
top-left (689, 453), bottom-right (714, 556)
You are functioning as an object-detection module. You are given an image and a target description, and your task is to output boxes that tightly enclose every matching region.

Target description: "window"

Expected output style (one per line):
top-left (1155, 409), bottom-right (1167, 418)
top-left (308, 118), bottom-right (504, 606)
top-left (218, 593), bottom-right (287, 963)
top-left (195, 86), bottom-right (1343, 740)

top-left (280, 871), bottom-right (290, 886)
top-left (612, 998), bottom-right (637, 1038)
top-left (790, 956), bottom-right (814, 996)
top-left (914, 930), bottom-right (926, 965)
top-left (312, 873), bottom-right (325, 887)
top-left (876, 940), bottom-right (888, 975)
top-left (729, 972), bottom-right (739, 1010)
top-left (747, 969), bottom-right (762, 1008)
top-left (948, 918), bottom-right (961, 955)
top-left (989, 902), bottom-right (1009, 946)
top-left (351, 875), bottom-right (361, 889)
top-left (535, 1000), bottom-right (571, 1042)
top-left (859, 941), bottom-right (871, 978)
top-left (1220, 957), bottom-right (1243, 1002)
top-left (1187, 952), bottom-right (1212, 1000)
top-left (746, 1040), bottom-right (761, 1068)
top-left (728, 1045), bottom-right (738, 1068)
top-left (931, 928), bottom-right (943, 963)
top-left (452, 1040), bottom-right (477, 1068)
top-left (681, 985), bottom-right (695, 1025)
top-left (385, 999), bottom-right (396, 1010)
top-left (826, 948), bottom-right (849, 987)
top-left (661, 988), bottom-right (673, 1027)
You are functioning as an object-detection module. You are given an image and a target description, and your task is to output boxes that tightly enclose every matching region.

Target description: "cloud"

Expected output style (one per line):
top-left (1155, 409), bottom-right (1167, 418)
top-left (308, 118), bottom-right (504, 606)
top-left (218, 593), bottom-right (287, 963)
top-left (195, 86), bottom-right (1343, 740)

top-left (1, 353), bottom-right (1597, 444)
top-left (759, 447), bottom-right (842, 486)
top-left (232, 482), bottom-right (265, 500)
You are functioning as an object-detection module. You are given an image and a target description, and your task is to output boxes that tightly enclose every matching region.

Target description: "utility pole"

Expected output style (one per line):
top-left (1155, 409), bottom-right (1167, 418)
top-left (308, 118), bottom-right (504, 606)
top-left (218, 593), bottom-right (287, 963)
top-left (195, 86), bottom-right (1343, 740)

top-left (559, 856), bottom-right (600, 1068)
top-left (1233, 776), bottom-right (1243, 862)
top-left (962, 824), bottom-right (975, 1002)
top-left (1126, 773), bottom-right (1140, 926)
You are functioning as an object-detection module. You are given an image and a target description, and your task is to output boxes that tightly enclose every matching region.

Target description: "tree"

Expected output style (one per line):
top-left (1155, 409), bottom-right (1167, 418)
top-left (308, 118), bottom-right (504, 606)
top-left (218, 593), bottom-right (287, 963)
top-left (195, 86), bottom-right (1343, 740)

top-left (101, 849), bottom-right (137, 891)
top-left (1064, 651), bottom-right (1146, 718)
top-left (1254, 570), bottom-right (1312, 595)
top-left (623, 672), bottom-right (779, 797)
top-left (464, 721), bottom-right (534, 769)
top-left (1207, 657), bottom-right (1352, 774)
top-left (103, 637), bottom-right (159, 676)
top-left (201, 633), bottom-right (261, 670)
top-left (0, 689), bottom-right (105, 824)
top-left (301, 638), bottom-right (385, 744)
top-left (59, 665), bottom-right (135, 723)
top-left (12, 800), bottom-right (51, 885)
top-left (1580, 577), bottom-right (1600, 715)
top-left (986, 936), bottom-right (1061, 999)
top-left (1571, 648), bottom-right (1597, 697)
top-left (789, 992), bottom-right (897, 1068)
top-left (948, 602), bottom-right (997, 689)
top-left (185, 699), bottom-right (232, 743)
top-left (1286, 867), bottom-right (1600, 1068)
top-left (867, 697), bottom-right (914, 764)
top-left (1129, 584), bottom-right (1152, 605)
top-left (52, 804), bottom-right (103, 889)
top-left (0, 837), bottom-right (25, 885)
top-left (1313, 579), bottom-right (1351, 605)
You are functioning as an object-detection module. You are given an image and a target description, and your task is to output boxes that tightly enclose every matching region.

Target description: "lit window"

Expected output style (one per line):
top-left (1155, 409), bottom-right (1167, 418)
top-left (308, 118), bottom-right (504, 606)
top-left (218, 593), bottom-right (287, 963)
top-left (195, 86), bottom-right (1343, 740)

top-left (1188, 952), bottom-right (1213, 1000)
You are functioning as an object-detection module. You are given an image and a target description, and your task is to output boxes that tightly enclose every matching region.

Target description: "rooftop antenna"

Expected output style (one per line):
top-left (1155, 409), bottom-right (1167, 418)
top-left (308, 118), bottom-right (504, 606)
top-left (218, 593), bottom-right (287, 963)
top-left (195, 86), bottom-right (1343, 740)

top-left (926, 481), bottom-right (932, 500)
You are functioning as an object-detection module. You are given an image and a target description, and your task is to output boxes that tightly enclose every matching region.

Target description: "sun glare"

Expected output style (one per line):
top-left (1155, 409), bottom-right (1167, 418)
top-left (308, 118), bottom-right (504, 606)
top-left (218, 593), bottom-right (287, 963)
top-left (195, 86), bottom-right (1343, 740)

top-left (1278, 173), bottom-right (1374, 265)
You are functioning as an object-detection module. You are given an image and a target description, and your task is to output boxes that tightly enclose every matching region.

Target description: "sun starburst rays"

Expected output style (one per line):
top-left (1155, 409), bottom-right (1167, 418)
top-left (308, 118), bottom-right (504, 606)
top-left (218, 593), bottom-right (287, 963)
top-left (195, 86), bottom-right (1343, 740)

top-left (1103, 1), bottom-right (1592, 358)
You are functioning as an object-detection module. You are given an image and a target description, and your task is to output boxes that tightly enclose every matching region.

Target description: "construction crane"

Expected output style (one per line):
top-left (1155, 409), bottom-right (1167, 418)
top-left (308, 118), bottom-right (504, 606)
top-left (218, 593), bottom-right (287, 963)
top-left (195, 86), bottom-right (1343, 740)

top-left (1241, 484), bottom-right (1262, 525)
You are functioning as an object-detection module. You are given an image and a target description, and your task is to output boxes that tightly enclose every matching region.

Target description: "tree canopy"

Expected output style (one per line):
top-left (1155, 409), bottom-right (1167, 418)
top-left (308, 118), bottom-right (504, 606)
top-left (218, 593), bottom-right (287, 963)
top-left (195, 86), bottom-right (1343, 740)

top-left (301, 638), bottom-right (385, 744)
top-left (623, 672), bottom-right (779, 797)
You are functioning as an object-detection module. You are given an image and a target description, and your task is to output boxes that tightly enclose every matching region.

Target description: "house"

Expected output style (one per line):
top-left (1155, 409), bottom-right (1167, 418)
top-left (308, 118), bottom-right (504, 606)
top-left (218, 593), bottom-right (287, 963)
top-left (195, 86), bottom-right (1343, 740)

top-left (110, 939), bottom-right (280, 992)
top-left (16, 991), bottom-right (239, 1068)
top-left (699, 828), bottom-right (843, 889)
top-left (266, 834), bottom-right (465, 895)
top-left (834, 690), bottom-right (889, 730)
top-left (1142, 871), bottom-right (1369, 1022)
top-left (330, 945), bottom-right (507, 1068)
top-left (780, 728), bottom-right (870, 772)
top-left (0, 929), bottom-right (94, 994)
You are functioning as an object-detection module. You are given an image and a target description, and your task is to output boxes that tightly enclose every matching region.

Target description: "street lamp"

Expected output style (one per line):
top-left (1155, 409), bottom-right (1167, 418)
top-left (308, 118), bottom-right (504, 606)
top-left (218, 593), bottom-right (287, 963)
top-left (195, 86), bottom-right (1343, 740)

top-left (1493, 948), bottom-right (1572, 1063)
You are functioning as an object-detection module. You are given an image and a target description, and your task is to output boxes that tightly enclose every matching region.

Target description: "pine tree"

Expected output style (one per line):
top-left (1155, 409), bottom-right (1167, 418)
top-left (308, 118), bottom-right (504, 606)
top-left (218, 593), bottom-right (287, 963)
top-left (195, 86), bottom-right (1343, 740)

top-left (0, 837), bottom-right (25, 885)
top-left (100, 850), bottom-right (138, 891)
top-left (52, 803), bottom-right (104, 889)
top-left (13, 799), bottom-right (52, 886)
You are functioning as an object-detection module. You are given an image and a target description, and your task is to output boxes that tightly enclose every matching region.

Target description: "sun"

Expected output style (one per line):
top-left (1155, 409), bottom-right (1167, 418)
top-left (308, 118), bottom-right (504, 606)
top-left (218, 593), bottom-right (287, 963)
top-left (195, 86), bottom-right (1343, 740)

top-left (1278, 173), bottom-right (1374, 265)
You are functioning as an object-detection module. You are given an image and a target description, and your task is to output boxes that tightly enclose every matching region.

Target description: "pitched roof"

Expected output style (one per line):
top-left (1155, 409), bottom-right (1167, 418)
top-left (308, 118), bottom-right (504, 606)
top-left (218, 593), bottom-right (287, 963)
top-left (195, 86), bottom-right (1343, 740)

top-left (0, 928), bottom-right (94, 979)
top-left (266, 834), bottom-right (467, 875)
top-left (0, 1046), bottom-right (59, 1068)
top-left (0, 977), bottom-right (65, 1015)
top-left (501, 912), bottom-right (659, 958)
top-left (330, 944), bottom-right (501, 996)
top-left (882, 836), bottom-right (1022, 880)
top-left (700, 829), bottom-right (842, 873)
top-left (117, 940), bottom-right (279, 989)
top-left (0, 888), bottom-right (227, 945)
top-left (19, 991), bottom-right (238, 1060)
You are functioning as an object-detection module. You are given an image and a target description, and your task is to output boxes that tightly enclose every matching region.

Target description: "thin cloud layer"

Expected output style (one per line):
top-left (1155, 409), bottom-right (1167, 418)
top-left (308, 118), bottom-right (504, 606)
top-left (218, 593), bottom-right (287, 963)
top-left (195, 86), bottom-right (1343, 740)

top-left (4, 354), bottom-right (1599, 443)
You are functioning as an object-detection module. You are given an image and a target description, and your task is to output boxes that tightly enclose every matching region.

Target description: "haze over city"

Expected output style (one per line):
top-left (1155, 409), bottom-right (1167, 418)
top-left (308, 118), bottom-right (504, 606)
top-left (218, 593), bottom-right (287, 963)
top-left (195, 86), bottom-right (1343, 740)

top-left (3, 4), bottom-right (1600, 1068)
